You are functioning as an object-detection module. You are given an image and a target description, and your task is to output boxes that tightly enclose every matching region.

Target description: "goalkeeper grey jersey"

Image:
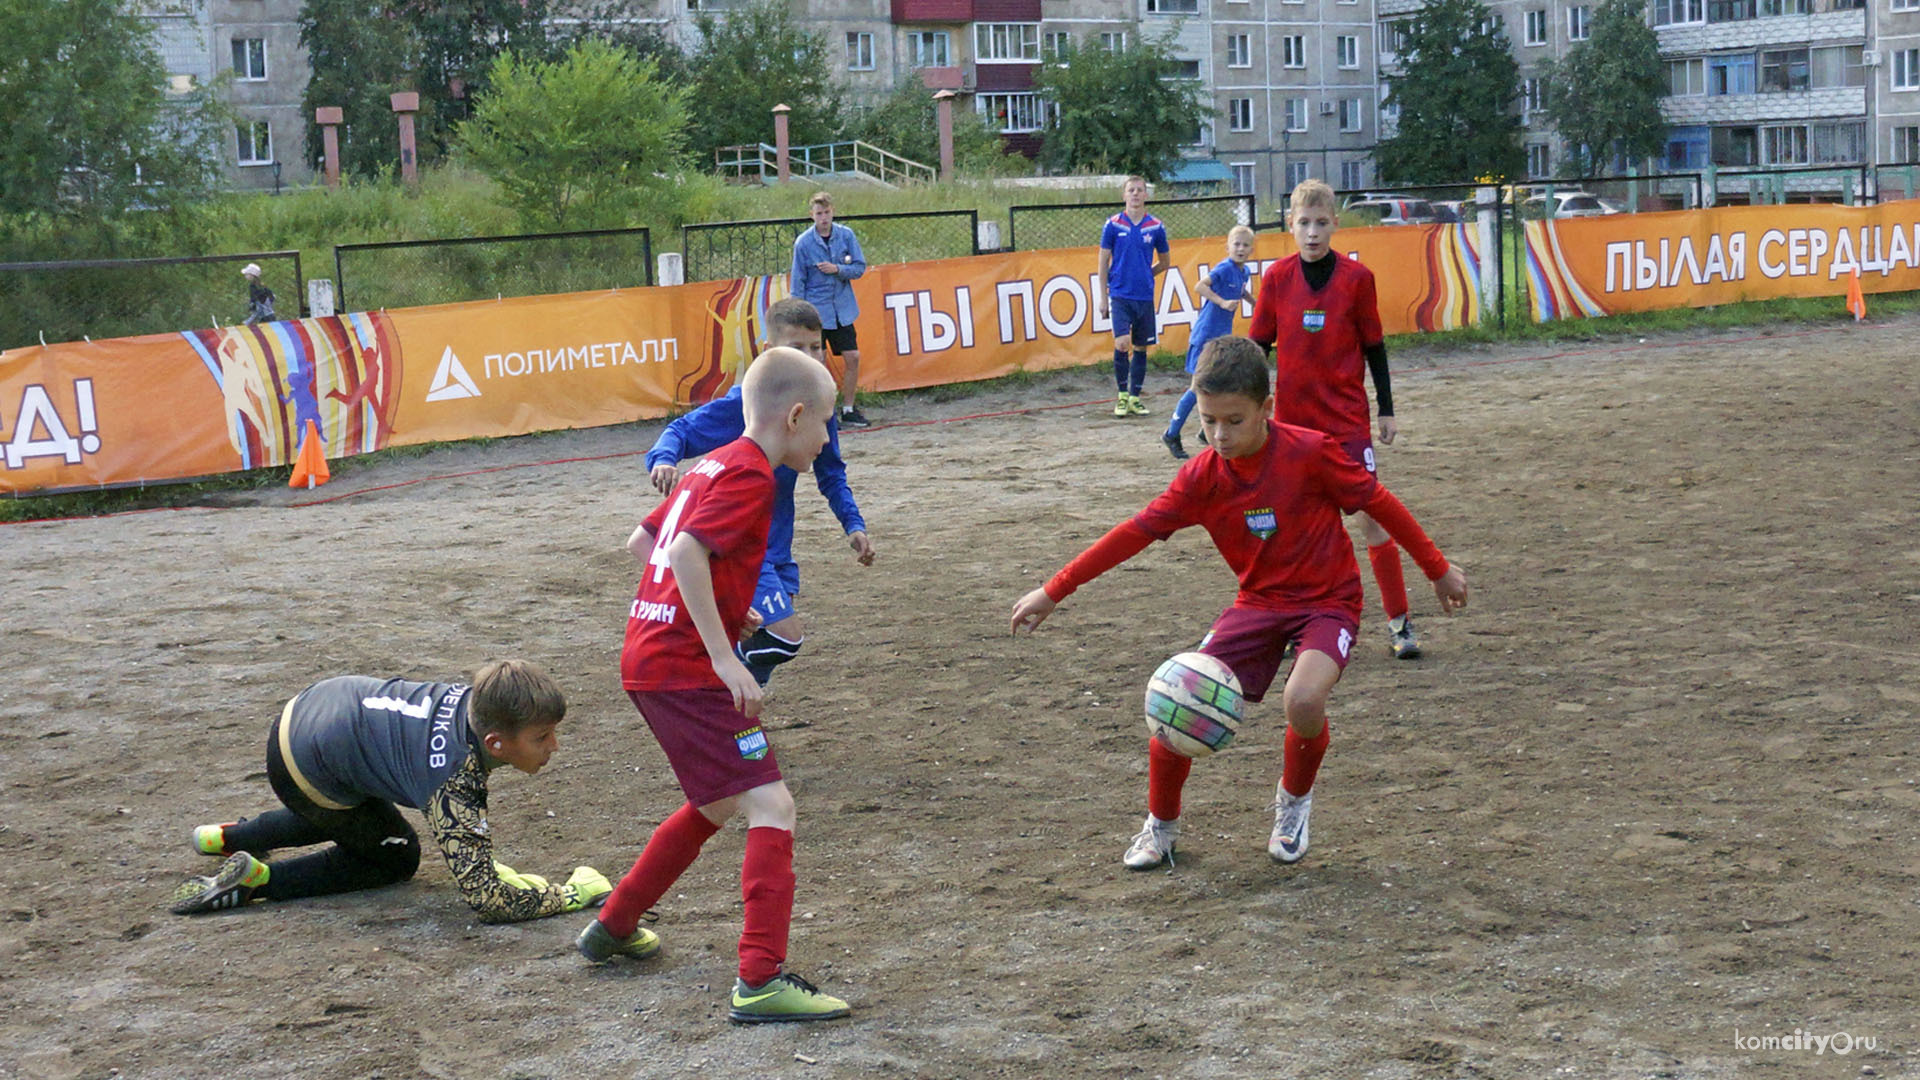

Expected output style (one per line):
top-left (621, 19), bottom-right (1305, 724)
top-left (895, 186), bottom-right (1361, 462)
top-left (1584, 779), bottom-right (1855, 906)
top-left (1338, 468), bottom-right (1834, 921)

top-left (284, 676), bottom-right (479, 809)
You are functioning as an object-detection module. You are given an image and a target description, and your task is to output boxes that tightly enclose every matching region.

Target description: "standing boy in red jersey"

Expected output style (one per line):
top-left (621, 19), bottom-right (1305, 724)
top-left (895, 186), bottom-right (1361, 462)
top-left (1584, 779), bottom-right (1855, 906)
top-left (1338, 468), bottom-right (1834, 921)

top-left (1249, 178), bottom-right (1424, 659)
top-left (1010, 337), bottom-right (1467, 869)
top-left (578, 347), bottom-right (852, 1025)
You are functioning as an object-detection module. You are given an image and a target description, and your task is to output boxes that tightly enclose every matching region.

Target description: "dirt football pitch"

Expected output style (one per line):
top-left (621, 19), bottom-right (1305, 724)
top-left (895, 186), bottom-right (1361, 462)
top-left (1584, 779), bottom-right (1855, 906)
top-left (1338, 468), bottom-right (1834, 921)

top-left (4, 314), bottom-right (1918, 1080)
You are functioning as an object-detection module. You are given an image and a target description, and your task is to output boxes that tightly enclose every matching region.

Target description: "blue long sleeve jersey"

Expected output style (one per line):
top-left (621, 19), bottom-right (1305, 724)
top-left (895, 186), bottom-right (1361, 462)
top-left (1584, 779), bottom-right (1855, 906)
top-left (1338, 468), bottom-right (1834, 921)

top-left (644, 387), bottom-right (866, 566)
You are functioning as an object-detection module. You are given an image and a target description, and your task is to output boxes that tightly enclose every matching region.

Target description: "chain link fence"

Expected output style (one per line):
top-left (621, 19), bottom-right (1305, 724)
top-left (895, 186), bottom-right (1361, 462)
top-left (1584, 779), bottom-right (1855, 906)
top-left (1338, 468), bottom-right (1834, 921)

top-left (681, 210), bottom-right (978, 284)
top-left (333, 227), bottom-right (653, 312)
top-left (1, 251), bottom-right (302, 351)
top-left (1007, 194), bottom-right (1254, 253)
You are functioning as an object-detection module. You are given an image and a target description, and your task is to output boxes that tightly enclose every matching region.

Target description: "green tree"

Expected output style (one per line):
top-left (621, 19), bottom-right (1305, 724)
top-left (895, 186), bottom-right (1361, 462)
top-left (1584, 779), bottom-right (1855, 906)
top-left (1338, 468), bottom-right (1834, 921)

top-left (0, 0), bottom-right (225, 219)
top-left (685, 2), bottom-right (841, 164)
top-left (456, 40), bottom-right (688, 229)
top-left (410, 0), bottom-right (556, 157)
top-left (299, 0), bottom-right (419, 178)
top-left (1376, 0), bottom-right (1524, 185)
top-left (1032, 34), bottom-right (1212, 182)
top-left (849, 82), bottom-right (1020, 176)
top-left (1541, 0), bottom-right (1666, 176)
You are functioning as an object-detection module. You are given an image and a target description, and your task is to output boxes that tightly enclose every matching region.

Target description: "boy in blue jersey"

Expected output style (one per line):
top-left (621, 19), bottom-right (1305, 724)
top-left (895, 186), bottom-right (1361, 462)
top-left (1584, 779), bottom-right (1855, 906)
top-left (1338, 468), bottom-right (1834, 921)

top-left (1097, 176), bottom-right (1170, 418)
top-left (645, 297), bottom-right (875, 685)
top-left (1164, 225), bottom-right (1257, 460)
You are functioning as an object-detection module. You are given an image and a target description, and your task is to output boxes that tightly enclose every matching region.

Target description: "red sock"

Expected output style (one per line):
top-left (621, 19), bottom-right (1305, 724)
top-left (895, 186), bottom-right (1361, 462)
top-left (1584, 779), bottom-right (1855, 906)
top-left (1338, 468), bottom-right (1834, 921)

top-left (1368, 541), bottom-right (1410, 622)
top-left (599, 802), bottom-right (720, 938)
top-left (1147, 737), bottom-right (1193, 821)
top-left (738, 826), bottom-right (796, 986)
top-left (1281, 723), bottom-right (1331, 798)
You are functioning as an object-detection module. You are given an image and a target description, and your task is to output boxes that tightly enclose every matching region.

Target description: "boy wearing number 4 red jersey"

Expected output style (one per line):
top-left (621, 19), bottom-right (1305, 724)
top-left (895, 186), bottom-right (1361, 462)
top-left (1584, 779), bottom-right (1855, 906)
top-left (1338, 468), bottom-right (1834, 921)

top-left (1011, 337), bottom-right (1467, 869)
top-left (580, 347), bottom-right (852, 1025)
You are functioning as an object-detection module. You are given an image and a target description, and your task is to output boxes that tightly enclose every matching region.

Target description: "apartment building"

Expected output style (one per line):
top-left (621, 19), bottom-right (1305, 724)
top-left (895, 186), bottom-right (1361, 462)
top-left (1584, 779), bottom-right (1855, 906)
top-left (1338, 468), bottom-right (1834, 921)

top-left (142, 0), bottom-right (315, 191)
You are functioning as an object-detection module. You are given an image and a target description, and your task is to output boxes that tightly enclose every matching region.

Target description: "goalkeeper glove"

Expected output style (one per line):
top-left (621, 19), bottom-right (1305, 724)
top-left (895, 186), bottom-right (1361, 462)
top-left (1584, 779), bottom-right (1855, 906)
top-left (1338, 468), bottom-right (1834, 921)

top-left (562, 865), bottom-right (613, 912)
top-left (492, 861), bottom-right (550, 892)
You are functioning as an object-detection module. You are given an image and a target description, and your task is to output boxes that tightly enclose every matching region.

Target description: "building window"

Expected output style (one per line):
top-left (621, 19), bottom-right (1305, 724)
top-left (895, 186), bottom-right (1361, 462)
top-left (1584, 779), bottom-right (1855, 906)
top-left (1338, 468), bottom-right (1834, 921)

top-left (1667, 58), bottom-right (1704, 96)
top-left (231, 38), bottom-right (266, 81)
top-left (1808, 45), bottom-right (1864, 87)
top-left (1761, 124), bottom-right (1808, 164)
top-left (1341, 159), bottom-right (1365, 189)
top-left (1522, 77), bottom-right (1546, 117)
top-left (1711, 126), bottom-right (1758, 165)
top-left (1892, 0), bottom-right (1919, 10)
top-left (1228, 97), bottom-right (1253, 131)
top-left (911, 31), bottom-right (951, 67)
top-left (1381, 20), bottom-right (1410, 58)
top-left (1165, 59), bottom-right (1201, 80)
top-left (236, 119), bottom-right (272, 165)
top-left (1044, 31), bottom-right (1071, 58)
top-left (977, 92), bottom-right (1044, 133)
top-left (1337, 36), bottom-right (1358, 68)
top-left (1666, 129), bottom-right (1708, 168)
top-left (1481, 13), bottom-right (1505, 36)
top-left (1283, 35), bottom-right (1305, 69)
top-left (1284, 97), bottom-right (1309, 132)
top-left (1896, 49), bottom-right (1920, 91)
top-left (1524, 9), bottom-right (1548, 45)
top-left (1653, 0), bottom-right (1703, 25)
top-left (975, 23), bottom-right (1040, 62)
top-left (1811, 120), bottom-right (1864, 163)
top-left (1707, 0), bottom-right (1756, 22)
top-left (1893, 126), bottom-right (1920, 163)
top-left (1337, 97), bottom-right (1364, 132)
top-left (1379, 100), bottom-right (1401, 133)
top-left (1099, 31), bottom-right (1128, 52)
top-left (1146, 0), bottom-right (1199, 12)
top-left (1708, 54), bottom-right (1755, 95)
top-left (1227, 34), bottom-right (1251, 68)
top-left (1567, 6), bottom-right (1590, 40)
top-left (1189, 121), bottom-right (1209, 147)
top-left (1528, 143), bottom-right (1550, 177)
top-left (845, 32), bottom-right (874, 71)
top-left (1758, 48), bottom-right (1808, 92)
top-left (1285, 161), bottom-right (1309, 188)
top-left (1760, 0), bottom-right (1810, 12)
top-left (1231, 162), bottom-right (1256, 195)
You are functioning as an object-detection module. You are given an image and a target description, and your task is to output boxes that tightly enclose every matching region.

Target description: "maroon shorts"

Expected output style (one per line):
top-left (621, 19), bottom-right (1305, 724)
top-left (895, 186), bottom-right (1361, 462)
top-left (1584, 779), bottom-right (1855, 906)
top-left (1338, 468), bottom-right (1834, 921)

top-left (628, 688), bottom-right (782, 807)
top-left (1197, 606), bottom-right (1359, 702)
top-left (1339, 433), bottom-right (1377, 475)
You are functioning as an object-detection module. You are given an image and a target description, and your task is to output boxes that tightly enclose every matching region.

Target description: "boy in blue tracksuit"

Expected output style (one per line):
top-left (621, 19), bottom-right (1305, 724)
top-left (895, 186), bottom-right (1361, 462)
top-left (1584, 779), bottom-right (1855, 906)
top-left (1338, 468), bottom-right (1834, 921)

top-left (1163, 224), bottom-right (1258, 460)
top-left (644, 297), bottom-right (875, 684)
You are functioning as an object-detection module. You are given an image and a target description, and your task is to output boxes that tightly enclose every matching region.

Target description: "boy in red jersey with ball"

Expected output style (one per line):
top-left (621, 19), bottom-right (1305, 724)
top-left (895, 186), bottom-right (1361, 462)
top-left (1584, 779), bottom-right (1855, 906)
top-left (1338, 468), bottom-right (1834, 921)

top-left (578, 346), bottom-right (851, 1025)
top-left (1011, 337), bottom-right (1467, 869)
top-left (1250, 179), bottom-right (1424, 659)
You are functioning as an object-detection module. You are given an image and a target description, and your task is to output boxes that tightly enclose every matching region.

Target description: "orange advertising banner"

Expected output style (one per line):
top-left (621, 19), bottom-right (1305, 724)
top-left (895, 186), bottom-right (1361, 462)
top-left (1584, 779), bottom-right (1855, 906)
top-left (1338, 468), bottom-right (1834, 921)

top-left (0, 219), bottom-right (1483, 495)
top-left (1523, 201), bottom-right (1920, 320)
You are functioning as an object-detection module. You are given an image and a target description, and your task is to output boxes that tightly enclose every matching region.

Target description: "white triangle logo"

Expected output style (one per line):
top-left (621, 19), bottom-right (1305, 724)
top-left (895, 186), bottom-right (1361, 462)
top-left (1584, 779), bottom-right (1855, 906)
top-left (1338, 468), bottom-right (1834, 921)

top-left (425, 346), bottom-right (481, 402)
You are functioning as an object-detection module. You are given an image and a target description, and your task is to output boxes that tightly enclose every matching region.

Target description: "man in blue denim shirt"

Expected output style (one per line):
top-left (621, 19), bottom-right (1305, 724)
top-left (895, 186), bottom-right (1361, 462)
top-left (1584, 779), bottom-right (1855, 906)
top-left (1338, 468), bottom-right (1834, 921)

top-left (790, 191), bottom-right (871, 427)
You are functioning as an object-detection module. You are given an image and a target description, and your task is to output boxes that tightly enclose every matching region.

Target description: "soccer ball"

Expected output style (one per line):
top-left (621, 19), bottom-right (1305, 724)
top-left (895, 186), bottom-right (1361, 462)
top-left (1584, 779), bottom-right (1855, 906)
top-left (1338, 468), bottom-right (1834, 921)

top-left (1144, 651), bottom-right (1243, 758)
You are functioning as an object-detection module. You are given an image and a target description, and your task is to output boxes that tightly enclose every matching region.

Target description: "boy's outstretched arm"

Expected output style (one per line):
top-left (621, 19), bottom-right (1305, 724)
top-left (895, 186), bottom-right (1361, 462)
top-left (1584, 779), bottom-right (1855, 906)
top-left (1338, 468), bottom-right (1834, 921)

top-left (811, 427), bottom-right (874, 566)
top-left (647, 396), bottom-right (746, 495)
top-left (666, 532), bottom-right (762, 717)
top-left (425, 761), bottom-right (610, 923)
top-left (1010, 520), bottom-right (1157, 633)
top-left (1361, 488), bottom-right (1468, 612)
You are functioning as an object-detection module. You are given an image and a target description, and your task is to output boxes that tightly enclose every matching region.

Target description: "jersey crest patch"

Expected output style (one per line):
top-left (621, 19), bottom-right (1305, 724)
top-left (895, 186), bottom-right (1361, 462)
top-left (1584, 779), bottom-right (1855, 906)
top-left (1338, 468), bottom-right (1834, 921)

top-left (1244, 506), bottom-right (1278, 539)
top-left (735, 726), bottom-right (770, 761)
top-left (1302, 310), bottom-right (1326, 333)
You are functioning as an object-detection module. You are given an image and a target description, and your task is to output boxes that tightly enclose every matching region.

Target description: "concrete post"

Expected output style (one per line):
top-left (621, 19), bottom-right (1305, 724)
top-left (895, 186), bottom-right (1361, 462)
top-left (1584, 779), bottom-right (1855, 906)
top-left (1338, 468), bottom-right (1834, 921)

top-left (307, 278), bottom-right (337, 318)
top-left (772, 104), bottom-right (791, 183)
top-left (314, 107), bottom-right (343, 190)
top-left (1474, 187), bottom-right (1499, 322)
top-left (390, 92), bottom-right (420, 184)
top-left (934, 90), bottom-right (957, 182)
top-left (657, 252), bottom-right (685, 287)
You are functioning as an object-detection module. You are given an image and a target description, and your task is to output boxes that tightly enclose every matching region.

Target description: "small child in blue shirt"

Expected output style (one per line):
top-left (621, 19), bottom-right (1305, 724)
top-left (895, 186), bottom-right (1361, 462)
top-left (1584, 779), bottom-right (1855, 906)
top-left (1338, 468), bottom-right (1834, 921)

top-left (1097, 176), bottom-right (1170, 418)
top-left (1164, 225), bottom-right (1258, 460)
top-left (644, 296), bottom-right (875, 685)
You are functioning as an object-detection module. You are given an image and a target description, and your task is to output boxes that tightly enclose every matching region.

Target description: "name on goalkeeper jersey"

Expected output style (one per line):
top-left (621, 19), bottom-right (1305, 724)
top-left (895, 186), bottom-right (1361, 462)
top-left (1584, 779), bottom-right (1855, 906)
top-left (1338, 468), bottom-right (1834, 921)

top-left (631, 599), bottom-right (679, 624)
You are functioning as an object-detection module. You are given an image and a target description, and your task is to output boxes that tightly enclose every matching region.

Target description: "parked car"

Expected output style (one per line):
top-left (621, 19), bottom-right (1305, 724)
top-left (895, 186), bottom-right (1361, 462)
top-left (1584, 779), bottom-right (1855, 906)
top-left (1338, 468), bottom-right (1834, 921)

top-left (1430, 200), bottom-right (1468, 223)
top-left (1341, 191), bottom-right (1416, 210)
top-left (1342, 198), bottom-right (1437, 226)
top-left (1521, 190), bottom-right (1623, 219)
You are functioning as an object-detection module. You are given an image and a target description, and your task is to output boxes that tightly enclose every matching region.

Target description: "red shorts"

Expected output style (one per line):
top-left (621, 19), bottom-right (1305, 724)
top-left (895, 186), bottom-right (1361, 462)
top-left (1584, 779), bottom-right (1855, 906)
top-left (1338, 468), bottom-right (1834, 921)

top-left (1197, 606), bottom-right (1359, 702)
top-left (1339, 433), bottom-right (1377, 475)
top-left (628, 688), bottom-right (782, 807)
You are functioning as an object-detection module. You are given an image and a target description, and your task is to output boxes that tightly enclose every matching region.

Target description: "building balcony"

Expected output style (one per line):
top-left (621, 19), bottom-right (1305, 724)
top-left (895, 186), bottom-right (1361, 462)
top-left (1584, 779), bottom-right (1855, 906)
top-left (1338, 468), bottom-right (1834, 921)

top-left (892, 0), bottom-right (972, 23)
top-left (919, 66), bottom-right (967, 90)
top-left (1655, 8), bottom-right (1864, 54)
top-left (1661, 85), bottom-right (1865, 124)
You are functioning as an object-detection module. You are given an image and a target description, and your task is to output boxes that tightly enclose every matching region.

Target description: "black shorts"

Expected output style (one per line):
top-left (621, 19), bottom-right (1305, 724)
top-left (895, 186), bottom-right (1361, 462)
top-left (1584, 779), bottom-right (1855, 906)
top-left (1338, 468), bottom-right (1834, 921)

top-left (822, 324), bottom-right (859, 356)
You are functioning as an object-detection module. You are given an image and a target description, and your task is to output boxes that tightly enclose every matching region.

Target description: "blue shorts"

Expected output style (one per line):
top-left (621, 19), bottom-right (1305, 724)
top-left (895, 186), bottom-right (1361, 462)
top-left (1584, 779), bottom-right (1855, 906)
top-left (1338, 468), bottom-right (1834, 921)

top-left (753, 560), bottom-right (801, 626)
top-left (1184, 332), bottom-right (1227, 374)
top-left (1111, 297), bottom-right (1158, 346)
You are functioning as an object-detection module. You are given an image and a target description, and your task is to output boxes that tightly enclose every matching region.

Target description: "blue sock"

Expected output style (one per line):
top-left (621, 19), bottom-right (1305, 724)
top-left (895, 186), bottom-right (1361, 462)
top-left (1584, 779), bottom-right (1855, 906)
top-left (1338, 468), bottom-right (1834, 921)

top-left (1129, 351), bottom-right (1148, 396)
top-left (1113, 349), bottom-right (1128, 392)
top-left (1166, 390), bottom-right (1196, 439)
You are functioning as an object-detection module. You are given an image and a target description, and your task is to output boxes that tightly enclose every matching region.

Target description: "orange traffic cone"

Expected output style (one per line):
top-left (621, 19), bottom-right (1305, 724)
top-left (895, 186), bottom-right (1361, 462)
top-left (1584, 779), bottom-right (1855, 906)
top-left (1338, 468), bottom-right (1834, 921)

top-left (1846, 268), bottom-right (1866, 322)
top-left (289, 420), bottom-right (330, 489)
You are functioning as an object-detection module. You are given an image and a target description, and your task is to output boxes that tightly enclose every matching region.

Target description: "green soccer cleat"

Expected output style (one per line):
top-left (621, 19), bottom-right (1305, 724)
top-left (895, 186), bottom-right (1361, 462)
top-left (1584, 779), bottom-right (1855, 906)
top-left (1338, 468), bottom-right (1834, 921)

top-left (170, 852), bottom-right (268, 915)
top-left (728, 972), bottom-right (851, 1024)
top-left (576, 918), bottom-right (661, 963)
top-left (1125, 394), bottom-right (1151, 416)
top-left (191, 823), bottom-right (232, 857)
top-left (1113, 393), bottom-right (1130, 418)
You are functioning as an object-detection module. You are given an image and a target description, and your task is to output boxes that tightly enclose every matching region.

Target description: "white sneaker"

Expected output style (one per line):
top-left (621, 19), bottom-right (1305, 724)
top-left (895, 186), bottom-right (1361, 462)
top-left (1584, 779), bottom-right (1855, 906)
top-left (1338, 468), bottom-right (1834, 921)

top-left (1268, 788), bottom-right (1313, 863)
top-left (1122, 814), bottom-right (1179, 870)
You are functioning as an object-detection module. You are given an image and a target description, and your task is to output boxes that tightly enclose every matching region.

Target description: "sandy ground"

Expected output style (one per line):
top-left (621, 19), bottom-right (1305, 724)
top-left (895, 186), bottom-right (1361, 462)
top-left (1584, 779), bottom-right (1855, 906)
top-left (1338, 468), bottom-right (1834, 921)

top-left (2, 314), bottom-right (1918, 1080)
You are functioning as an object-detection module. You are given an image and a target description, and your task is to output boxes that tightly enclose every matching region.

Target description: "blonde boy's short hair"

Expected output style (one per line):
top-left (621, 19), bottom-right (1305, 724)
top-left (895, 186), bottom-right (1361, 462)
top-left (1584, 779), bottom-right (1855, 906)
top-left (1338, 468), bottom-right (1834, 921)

top-left (1227, 224), bottom-right (1255, 244)
top-left (469, 660), bottom-right (565, 735)
top-left (1124, 175), bottom-right (1149, 190)
top-left (809, 191), bottom-right (833, 211)
top-left (742, 346), bottom-right (836, 420)
top-left (1290, 179), bottom-right (1338, 215)
top-left (766, 296), bottom-right (823, 337)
